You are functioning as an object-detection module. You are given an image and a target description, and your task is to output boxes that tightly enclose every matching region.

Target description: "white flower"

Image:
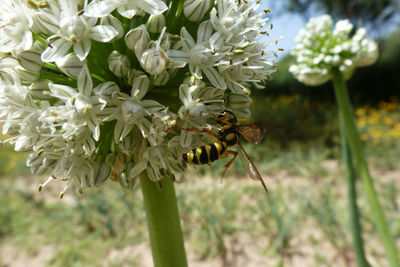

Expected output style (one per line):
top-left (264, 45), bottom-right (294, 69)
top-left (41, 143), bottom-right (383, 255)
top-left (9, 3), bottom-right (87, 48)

top-left (104, 79), bottom-right (165, 143)
top-left (0, 0), bottom-right (279, 194)
top-left (139, 27), bottom-right (169, 75)
top-left (130, 144), bottom-right (182, 182)
top-left (0, 0), bottom-right (33, 53)
top-left (168, 21), bottom-right (229, 89)
top-left (210, 0), bottom-right (244, 42)
top-left (352, 28), bottom-right (379, 67)
top-left (39, 0), bottom-right (118, 62)
top-left (85, 0), bottom-right (168, 18)
top-left (290, 14), bottom-right (378, 86)
top-left (48, 65), bottom-right (104, 142)
top-left (210, 0), bottom-right (265, 44)
top-left (125, 25), bottom-right (150, 60)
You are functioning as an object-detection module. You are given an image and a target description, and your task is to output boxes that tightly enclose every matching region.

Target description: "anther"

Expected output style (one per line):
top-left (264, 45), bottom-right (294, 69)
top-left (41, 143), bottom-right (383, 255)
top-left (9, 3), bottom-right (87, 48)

top-left (38, 175), bottom-right (56, 192)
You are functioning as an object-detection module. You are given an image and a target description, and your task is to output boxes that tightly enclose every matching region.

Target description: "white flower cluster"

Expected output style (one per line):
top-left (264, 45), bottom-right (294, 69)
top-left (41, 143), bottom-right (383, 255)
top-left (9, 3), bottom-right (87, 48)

top-left (0, 0), bottom-right (279, 196)
top-left (289, 14), bottom-right (378, 86)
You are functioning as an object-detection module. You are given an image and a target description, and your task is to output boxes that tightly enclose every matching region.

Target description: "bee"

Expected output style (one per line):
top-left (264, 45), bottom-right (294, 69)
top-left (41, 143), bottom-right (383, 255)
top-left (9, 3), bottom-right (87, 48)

top-left (174, 110), bottom-right (268, 193)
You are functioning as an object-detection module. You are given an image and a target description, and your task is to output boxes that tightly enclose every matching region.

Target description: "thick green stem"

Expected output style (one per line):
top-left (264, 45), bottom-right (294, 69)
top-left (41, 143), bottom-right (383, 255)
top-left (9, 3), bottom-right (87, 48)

top-left (339, 112), bottom-right (369, 267)
top-left (140, 174), bottom-right (188, 267)
top-left (331, 68), bottom-right (399, 267)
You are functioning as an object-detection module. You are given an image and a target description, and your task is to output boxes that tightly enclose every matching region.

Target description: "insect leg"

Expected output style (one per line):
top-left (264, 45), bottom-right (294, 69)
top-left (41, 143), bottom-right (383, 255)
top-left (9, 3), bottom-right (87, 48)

top-left (221, 150), bottom-right (238, 177)
top-left (166, 126), bottom-right (220, 139)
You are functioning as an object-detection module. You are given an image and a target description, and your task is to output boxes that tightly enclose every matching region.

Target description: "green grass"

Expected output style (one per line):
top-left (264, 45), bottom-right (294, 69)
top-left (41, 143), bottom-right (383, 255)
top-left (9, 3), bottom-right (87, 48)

top-left (0, 138), bottom-right (399, 266)
top-left (0, 102), bottom-right (399, 266)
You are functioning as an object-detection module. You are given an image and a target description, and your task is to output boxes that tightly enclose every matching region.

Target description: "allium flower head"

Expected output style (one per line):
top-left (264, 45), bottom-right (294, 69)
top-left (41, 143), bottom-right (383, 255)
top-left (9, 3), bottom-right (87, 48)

top-left (0, 0), bottom-right (279, 196)
top-left (290, 14), bottom-right (378, 86)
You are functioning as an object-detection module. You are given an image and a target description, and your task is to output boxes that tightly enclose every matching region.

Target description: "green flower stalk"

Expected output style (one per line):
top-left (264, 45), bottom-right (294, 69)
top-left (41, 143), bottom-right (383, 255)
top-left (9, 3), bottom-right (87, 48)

top-left (0, 0), bottom-right (280, 265)
top-left (291, 14), bottom-right (399, 267)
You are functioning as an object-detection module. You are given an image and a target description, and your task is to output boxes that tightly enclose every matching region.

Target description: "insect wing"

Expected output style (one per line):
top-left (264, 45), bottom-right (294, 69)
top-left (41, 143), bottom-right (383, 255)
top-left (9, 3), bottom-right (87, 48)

top-left (237, 141), bottom-right (268, 193)
top-left (236, 123), bottom-right (265, 144)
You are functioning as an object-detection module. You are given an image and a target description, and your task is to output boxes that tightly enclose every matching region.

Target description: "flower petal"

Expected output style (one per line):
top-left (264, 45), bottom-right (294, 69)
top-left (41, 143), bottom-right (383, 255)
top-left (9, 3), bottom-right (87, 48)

top-left (85, 0), bottom-right (116, 17)
top-left (180, 130), bottom-right (192, 147)
top-left (141, 100), bottom-right (164, 113)
top-left (73, 39), bottom-right (91, 61)
top-left (203, 67), bottom-right (227, 89)
top-left (41, 39), bottom-right (72, 62)
top-left (167, 50), bottom-right (187, 68)
top-left (197, 20), bottom-right (213, 43)
top-left (48, 83), bottom-right (76, 102)
top-left (101, 15), bottom-right (124, 39)
top-left (117, 7), bottom-right (137, 19)
top-left (90, 25), bottom-right (119, 42)
top-left (136, 0), bottom-right (168, 15)
top-left (114, 119), bottom-right (125, 143)
top-left (92, 162), bottom-right (111, 186)
top-left (129, 161), bottom-right (147, 178)
top-left (56, 53), bottom-right (84, 78)
top-left (88, 114), bottom-right (100, 141)
top-left (120, 123), bottom-right (134, 141)
top-left (179, 84), bottom-right (193, 106)
top-left (180, 27), bottom-right (196, 51)
top-left (78, 64), bottom-right (93, 96)
top-left (130, 72), bottom-right (149, 99)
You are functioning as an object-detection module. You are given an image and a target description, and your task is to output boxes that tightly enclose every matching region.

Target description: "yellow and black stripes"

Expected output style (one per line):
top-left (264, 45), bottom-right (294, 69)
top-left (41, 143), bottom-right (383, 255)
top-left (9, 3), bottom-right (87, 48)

top-left (183, 142), bottom-right (227, 165)
top-left (182, 110), bottom-right (239, 165)
top-left (219, 124), bottom-right (238, 146)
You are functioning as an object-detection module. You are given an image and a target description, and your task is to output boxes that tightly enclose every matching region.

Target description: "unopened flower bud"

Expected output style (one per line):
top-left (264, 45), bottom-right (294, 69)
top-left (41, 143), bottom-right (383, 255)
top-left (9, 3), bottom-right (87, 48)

top-left (147, 14), bottom-right (166, 34)
top-left (153, 71), bottom-right (171, 86)
top-left (140, 46), bottom-right (168, 75)
top-left (92, 162), bottom-right (111, 186)
top-left (108, 50), bottom-right (131, 77)
top-left (16, 66), bottom-right (39, 83)
top-left (125, 25), bottom-right (149, 57)
top-left (184, 0), bottom-right (211, 22)
top-left (17, 41), bottom-right (44, 72)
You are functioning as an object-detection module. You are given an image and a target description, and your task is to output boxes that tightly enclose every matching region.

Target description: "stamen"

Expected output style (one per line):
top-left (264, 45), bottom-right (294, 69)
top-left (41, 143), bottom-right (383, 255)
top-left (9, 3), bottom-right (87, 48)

top-left (59, 185), bottom-right (69, 199)
top-left (38, 175), bottom-right (56, 192)
top-left (233, 49), bottom-right (244, 55)
top-left (0, 23), bottom-right (12, 30)
top-left (133, 89), bottom-right (140, 97)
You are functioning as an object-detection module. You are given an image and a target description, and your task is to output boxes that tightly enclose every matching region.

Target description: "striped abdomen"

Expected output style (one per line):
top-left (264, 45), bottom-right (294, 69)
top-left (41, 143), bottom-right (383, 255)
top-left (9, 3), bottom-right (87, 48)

top-left (219, 124), bottom-right (238, 146)
top-left (183, 142), bottom-right (227, 165)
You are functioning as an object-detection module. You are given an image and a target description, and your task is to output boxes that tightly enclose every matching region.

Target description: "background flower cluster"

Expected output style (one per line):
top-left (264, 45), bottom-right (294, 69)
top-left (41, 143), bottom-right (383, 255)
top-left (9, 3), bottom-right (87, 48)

top-left (289, 14), bottom-right (378, 86)
top-left (0, 0), bottom-right (279, 195)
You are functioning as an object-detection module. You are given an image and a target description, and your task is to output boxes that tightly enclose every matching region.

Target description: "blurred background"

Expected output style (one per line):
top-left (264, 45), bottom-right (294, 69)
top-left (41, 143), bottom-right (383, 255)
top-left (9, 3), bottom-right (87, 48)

top-left (1, 0), bottom-right (399, 266)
